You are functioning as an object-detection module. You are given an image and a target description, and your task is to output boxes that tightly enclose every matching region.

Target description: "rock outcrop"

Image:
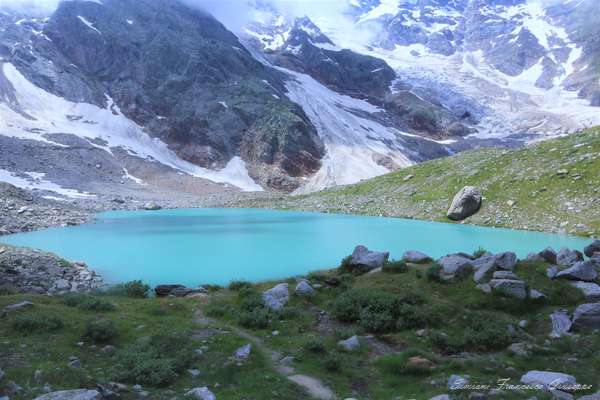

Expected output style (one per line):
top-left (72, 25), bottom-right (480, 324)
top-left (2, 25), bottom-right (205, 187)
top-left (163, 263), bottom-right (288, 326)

top-left (263, 283), bottom-right (290, 311)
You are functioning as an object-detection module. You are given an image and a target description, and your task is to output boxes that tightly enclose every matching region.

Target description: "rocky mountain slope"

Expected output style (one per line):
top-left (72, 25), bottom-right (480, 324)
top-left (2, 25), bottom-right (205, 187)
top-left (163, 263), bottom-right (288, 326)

top-left (1, 0), bottom-right (599, 197)
top-left (236, 127), bottom-right (600, 237)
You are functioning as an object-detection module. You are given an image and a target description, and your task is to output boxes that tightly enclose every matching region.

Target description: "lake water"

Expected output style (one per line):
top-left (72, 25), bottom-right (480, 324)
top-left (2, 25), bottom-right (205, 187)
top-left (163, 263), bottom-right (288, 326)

top-left (1, 208), bottom-right (591, 286)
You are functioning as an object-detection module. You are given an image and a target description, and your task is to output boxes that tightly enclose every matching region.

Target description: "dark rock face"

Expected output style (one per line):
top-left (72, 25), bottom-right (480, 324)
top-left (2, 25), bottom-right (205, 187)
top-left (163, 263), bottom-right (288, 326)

top-left (6, 0), bottom-right (325, 191)
top-left (268, 17), bottom-right (396, 100)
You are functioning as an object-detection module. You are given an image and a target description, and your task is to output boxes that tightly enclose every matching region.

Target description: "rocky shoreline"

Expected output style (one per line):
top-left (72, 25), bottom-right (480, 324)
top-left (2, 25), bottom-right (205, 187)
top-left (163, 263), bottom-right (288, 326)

top-left (0, 246), bottom-right (104, 295)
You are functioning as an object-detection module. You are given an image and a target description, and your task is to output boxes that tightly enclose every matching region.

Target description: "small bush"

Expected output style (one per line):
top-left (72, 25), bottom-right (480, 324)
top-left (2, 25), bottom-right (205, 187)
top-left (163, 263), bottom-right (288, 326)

top-left (238, 308), bottom-right (271, 329)
top-left (377, 350), bottom-right (435, 376)
top-left (62, 294), bottom-right (115, 312)
top-left (239, 289), bottom-right (264, 312)
top-left (107, 280), bottom-right (150, 298)
top-left (359, 306), bottom-right (395, 332)
top-left (12, 314), bottom-right (64, 334)
top-left (278, 306), bottom-right (302, 320)
top-left (425, 264), bottom-right (444, 282)
top-left (228, 280), bottom-right (252, 291)
top-left (338, 255), bottom-right (353, 273)
top-left (396, 304), bottom-right (442, 330)
top-left (83, 319), bottom-right (118, 344)
top-left (303, 338), bottom-right (326, 354)
top-left (382, 259), bottom-right (409, 274)
top-left (111, 333), bottom-right (194, 387)
top-left (473, 247), bottom-right (488, 259)
top-left (323, 351), bottom-right (340, 371)
top-left (431, 311), bottom-right (512, 353)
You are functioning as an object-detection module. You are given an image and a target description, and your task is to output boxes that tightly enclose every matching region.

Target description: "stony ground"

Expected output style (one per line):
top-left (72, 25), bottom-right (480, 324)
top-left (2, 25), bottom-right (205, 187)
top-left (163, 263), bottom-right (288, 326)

top-left (233, 127), bottom-right (600, 237)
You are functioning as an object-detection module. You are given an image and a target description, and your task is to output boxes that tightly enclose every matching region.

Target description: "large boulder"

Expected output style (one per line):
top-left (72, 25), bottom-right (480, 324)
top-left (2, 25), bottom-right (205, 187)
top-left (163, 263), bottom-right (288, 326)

top-left (186, 387), bottom-right (216, 400)
top-left (34, 390), bottom-right (102, 400)
top-left (520, 371), bottom-right (577, 391)
top-left (155, 284), bottom-right (186, 297)
top-left (555, 261), bottom-right (598, 282)
top-left (473, 255), bottom-right (496, 283)
top-left (494, 252), bottom-right (518, 271)
top-left (263, 283), bottom-right (289, 311)
top-left (556, 248), bottom-right (584, 266)
top-left (337, 335), bottom-right (360, 352)
top-left (569, 281), bottom-right (600, 302)
top-left (550, 309), bottom-right (572, 338)
top-left (349, 245), bottom-right (389, 271)
top-left (572, 302), bottom-right (600, 330)
top-left (403, 250), bottom-right (432, 263)
top-left (438, 255), bottom-right (474, 279)
top-left (538, 247), bottom-right (558, 264)
top-left (447, 186), bottom-right (482, 221)
top-left (489, 278), bottom-right (527, 299)
top-left (584, 240), bottom-right (600, 257)
top-left (295, 280), bottom-right (314, 296)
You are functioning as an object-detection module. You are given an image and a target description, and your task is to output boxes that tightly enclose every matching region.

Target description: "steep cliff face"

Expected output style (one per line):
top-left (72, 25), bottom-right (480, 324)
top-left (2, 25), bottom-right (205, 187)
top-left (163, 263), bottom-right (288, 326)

top-left (2, 0), bottom-right (325, 191)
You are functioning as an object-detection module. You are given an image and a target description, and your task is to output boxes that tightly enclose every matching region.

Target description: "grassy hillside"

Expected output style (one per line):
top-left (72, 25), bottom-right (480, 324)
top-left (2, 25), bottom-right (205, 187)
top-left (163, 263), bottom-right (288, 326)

top-left (2, 253), bottom-right (599, 399)
top-left (237, 127), bottom-right (600, 237)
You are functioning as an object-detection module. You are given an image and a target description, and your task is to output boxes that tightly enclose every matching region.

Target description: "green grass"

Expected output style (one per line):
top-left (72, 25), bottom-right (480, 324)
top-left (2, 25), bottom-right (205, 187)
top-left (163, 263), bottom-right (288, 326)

top-left (237, 127), bottom-right (600, 236)
top-left (1, 253), bottom-right (599, 399)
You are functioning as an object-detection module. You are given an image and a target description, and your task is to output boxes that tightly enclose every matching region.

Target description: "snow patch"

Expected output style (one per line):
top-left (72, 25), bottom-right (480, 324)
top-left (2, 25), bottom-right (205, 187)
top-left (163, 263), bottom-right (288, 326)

top-left (77, 16), bottom-right (102, 35)
top-left (0, 169), bottom-right (95, 198)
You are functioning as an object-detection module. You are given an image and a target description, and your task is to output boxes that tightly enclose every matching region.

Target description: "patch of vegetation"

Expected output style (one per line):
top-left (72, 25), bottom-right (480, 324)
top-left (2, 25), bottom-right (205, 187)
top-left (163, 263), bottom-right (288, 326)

top-left (303, 337), bottom-right (326, 354)
top-left (377, 350), bottom-right (436, 376)
top-left (11, 313), bottom-right (64, 334)
top-left (228, 280), bottom-right (253, 291)
top-left (0, 284), bottom-right (18, 296)
top-left (111, 333), bottom-right (195, 387)
top-left (431, 311), bottom-right (512, 353)
top-left (472, 247), bottom-right (488, 259)
top-left (83, 319), bottom-right (118, 344)
top-left (107, 280), bottom-right (151, 298)
top-left (239, 308), bottom-right (271, 329)
top-left (382, 259), bottom-right (409, 274)
top-left (425, 264), bottom-right (444, 282)
top-left (61, 294), bottom-right (116, 312)
top-left (323, 351), bottom-right (341, 371)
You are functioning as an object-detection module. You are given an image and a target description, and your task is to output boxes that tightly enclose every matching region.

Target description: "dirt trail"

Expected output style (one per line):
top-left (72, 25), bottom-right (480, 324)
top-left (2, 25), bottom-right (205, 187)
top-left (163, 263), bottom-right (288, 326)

top-left (193, 308), bottom-right (338, 400)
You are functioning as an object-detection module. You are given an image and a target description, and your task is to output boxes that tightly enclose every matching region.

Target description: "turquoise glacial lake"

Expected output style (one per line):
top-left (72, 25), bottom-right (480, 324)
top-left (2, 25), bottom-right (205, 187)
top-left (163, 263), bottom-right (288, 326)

top-left (1, 208), bottom-right (591, 286)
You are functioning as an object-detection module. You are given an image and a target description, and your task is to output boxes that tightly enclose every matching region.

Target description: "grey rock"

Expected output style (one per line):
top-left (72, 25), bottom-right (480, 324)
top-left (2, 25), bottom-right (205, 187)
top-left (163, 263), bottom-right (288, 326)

top-left (263, 283), bottom-right (289, 311)
top-left (578, 391), bottom-right (600, 400)
top-left (438, 255), bottom-right (474, 279)
top-left (529, 289), bottom-right (546, 300)
top-left (519, 320), bottom-right (529, 329)
top-left (34, 370), bottom-right (43, 384)
top-left (539, 247), bottom-right (558, 264)
top-left (473, 255), bottom-right (496, 283)
top-left (185, 387), bottom-right (216, 400)
top-left (520, 370), bottom-right (577, 391)
top-left (2, 301), bottom-right (34, 314)
top-left (101, 345), bottom-right (116, 355)
top-left (143, 201), bottom-right (161, 211)
top-left (489, 279), bottom-right (527, 299)
top-left (547, 266), bottom-right (559, 278)
top-left (403, 250), bottom-right (432, 263)
top-left (476, 283), bottom-right (492, 294)
top-left (556, 248), bottom-right (584, 266)
top-left (572, 302), bottom-right (600, 330)
top-left (188, 369), bottom-right (202, 377)
top-left (295, 280), bottom-right (314, 296)
top-left (550, 309), bottom-right (572, 338)
top-left (34, 390), bottom-right (102, 400)
top-left (447, 186), bottom-right (482, 221)
top-left (0, 367), bottom-right (4, 381)
top-left (154, 284), bottom-right (186, 297)
top-left (234, 343), bottom-right (252, 360)
top-left (448, 374), bottom-right (469, 390)
top-left (569, 281), bottom-right (600, 302)
top-left (584, 240), bottom-right (600, 257)
top-left (53, 279), bottom-right (71, 291)
top-left (508, 342), bottom-right (530, 357)
top-left (430, 396), bottom-right (451, 400)
top-left (555, 261), bottom-right (598, 282)
top-left (493, 270), bottom-right (518, 280)
top-left (495, 252), bottom-right (518, 271)
top-left (526, 252), bottom-right (544, 262)
top-left (337, 336), bottom-right (360, 352)
top-left (349, 245), bottom-right (389, 271)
